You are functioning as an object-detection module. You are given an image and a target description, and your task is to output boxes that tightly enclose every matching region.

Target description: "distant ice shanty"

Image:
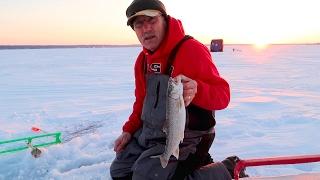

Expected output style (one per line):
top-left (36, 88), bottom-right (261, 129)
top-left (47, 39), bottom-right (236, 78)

top-left (210, 39), bottom-right (223, 52)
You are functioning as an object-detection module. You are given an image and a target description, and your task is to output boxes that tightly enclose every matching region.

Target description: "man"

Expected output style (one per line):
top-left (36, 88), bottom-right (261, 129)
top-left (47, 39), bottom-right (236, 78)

top-left (110, 0), bottom-right (241, 179)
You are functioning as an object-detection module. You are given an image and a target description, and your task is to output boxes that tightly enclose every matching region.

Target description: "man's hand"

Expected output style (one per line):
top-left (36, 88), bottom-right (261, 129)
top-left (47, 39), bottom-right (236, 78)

top-left (114, 132), bottom-right (132, 153)
top-left (174, 74), bottom-right (197, 106)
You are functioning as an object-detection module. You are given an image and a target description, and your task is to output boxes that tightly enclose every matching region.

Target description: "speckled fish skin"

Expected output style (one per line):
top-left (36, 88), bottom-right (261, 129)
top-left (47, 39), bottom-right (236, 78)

top-left (152, 76), bottom-right (186, 168)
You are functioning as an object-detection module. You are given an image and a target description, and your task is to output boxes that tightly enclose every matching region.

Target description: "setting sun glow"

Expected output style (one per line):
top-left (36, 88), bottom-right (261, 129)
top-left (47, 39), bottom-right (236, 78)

top-left (0, 0), bottom-right (319, 45)
top-left (253, 41), bottom-right (269, 50)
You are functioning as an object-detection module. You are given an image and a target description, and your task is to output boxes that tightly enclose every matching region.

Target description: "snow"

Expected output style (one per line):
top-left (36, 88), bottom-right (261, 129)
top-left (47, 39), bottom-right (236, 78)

top-left (244, 172), bottom-right (320, 180)
top-left (0, 45), bottom-right (319, 179)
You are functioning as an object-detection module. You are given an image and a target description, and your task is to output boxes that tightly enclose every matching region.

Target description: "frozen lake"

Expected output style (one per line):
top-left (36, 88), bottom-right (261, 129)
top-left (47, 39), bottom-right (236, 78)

top-left (0, 45), bottom-right (319, 179)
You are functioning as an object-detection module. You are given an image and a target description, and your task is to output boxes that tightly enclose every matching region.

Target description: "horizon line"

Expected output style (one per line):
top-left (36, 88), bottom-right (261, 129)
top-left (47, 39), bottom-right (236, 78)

top-left (0, 43), bottom-right (319, 50)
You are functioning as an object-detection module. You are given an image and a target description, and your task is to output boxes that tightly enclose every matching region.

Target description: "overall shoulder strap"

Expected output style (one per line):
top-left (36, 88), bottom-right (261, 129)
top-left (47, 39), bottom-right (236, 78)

top-left (166, 35), bottom-right (193, 75)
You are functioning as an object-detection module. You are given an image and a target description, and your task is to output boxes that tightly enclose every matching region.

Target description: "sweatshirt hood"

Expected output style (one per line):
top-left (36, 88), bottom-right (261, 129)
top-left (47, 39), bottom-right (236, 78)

top-left (142, 16), bottom-right (185, 59)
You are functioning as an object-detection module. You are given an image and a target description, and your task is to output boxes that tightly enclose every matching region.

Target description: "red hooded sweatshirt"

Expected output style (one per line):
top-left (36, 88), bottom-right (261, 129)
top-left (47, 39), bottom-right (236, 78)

top-left (123, 16), bottom-right (230, 134)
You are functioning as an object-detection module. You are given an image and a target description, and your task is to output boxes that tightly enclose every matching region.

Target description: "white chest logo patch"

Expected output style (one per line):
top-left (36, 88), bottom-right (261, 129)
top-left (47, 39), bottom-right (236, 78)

top-left (150, 63), bottom-right (161, 73)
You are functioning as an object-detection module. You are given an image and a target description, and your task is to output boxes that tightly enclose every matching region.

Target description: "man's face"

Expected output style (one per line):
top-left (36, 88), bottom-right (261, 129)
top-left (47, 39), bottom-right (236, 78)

top-left (132, 15), bottom-right (167, 52)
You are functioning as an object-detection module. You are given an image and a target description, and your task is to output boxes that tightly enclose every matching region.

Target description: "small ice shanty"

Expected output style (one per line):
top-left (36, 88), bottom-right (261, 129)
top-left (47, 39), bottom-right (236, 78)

top-left (210, 39), bottom-right (223, 52)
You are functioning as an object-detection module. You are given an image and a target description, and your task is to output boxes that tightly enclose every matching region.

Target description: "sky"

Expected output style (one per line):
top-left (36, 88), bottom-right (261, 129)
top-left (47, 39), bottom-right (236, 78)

top-left (0, 0), bottom-right (320, 45)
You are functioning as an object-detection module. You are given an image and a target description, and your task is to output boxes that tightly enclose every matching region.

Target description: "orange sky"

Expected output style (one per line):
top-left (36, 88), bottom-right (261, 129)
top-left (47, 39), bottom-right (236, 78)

top-left (0, 0), bottom-right (319, 45)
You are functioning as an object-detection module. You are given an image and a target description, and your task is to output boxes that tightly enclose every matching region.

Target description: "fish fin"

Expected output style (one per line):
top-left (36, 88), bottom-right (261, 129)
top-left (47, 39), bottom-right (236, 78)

top-left (177, 98), bottom-right (183, 110)
top-left (173, 147), bottom-right (179, 159)
top-left (160, 156), bottom-right (169, 168)
top-left (180, 134), bottom-right (185, 143)
top-left (151, 155), bottom-right (168, 168)
top-left (180, 96), bottom-right (185, 109)
top-left (162, 120), bottom-right (168, 134)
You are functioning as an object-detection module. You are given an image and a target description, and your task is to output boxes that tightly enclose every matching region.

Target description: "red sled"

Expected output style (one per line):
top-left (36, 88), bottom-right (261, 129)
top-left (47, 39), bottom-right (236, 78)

top-left (234, 154), bottom-right (320, 180)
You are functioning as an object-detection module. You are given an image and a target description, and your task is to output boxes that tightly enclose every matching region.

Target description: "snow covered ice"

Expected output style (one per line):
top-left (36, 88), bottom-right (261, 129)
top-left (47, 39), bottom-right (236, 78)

top-left (0, 45), bottom-right (319, 179)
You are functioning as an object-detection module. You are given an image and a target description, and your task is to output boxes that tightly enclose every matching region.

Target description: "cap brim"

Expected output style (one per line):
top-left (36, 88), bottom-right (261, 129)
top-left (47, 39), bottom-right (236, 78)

top-left (127, 9), bottom-right (161, 26)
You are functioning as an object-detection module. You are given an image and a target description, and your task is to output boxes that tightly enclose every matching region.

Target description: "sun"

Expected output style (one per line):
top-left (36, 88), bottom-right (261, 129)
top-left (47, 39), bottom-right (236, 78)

top-left (253, 40), bottom-right (269, 50)
top-left (254, 43), bottom-right (268, 49)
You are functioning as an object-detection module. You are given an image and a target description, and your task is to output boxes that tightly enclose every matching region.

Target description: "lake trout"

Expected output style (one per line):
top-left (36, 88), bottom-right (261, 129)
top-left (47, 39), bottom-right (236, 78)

top-left (152, 76), bottom-right (186, 168)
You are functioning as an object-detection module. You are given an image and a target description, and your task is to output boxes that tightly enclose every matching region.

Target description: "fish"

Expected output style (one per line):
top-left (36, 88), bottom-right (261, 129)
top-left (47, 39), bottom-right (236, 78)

top-left (152, 76), bottom-right (186, 168)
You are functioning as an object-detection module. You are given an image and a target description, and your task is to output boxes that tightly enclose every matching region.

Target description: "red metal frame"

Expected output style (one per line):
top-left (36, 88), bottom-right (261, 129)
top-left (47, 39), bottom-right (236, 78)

top-left (234, 154), bottom-right (320, 180)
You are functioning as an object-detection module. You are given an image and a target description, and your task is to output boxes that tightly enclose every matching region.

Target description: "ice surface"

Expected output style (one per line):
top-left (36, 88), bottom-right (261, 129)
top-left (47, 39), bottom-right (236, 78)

top-left (0, 45), bottom-right (319, 179)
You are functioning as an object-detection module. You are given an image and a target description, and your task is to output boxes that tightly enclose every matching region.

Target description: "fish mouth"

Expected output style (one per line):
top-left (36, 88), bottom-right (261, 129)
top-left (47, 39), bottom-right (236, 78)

top-left (170, 78), bottom-right (180, 85)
